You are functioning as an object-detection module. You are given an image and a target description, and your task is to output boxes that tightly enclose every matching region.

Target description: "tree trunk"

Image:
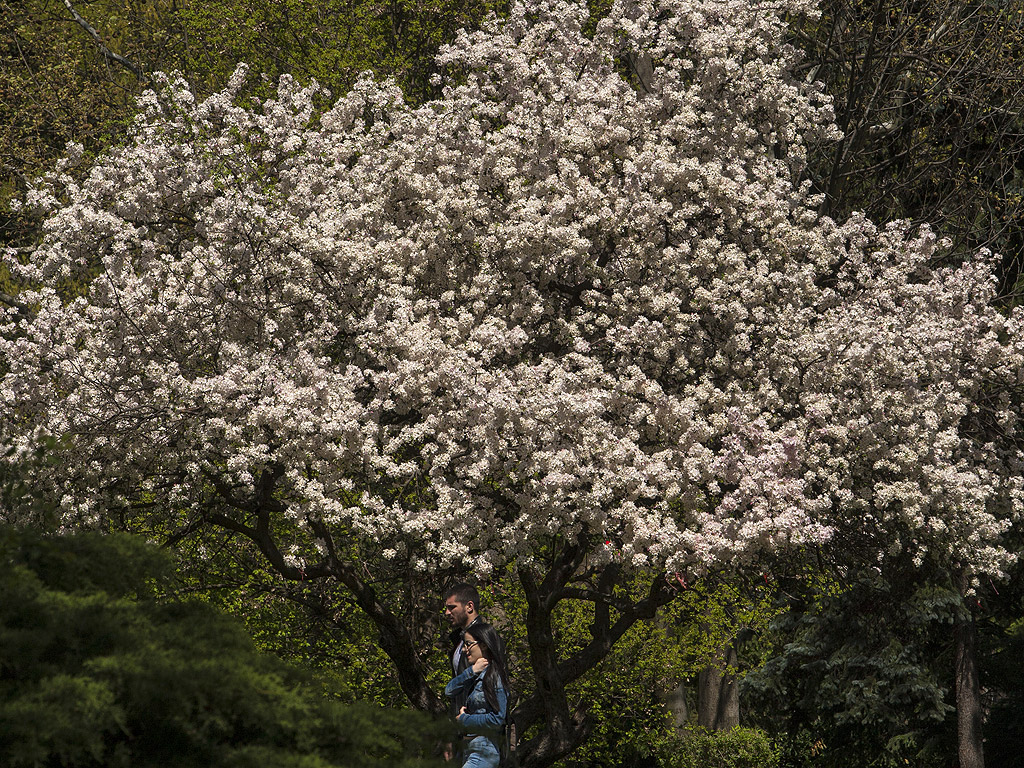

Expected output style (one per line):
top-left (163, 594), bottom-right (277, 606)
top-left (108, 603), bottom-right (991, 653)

top-left (666, 682), bottom-right (689, 731)
top-left (697, 642), bottom-right (739, 730)
top-left (513, 558), bottom-right (675, 767)
top-left (954, 577), bottom-right (984, 768)
top-left (514, 553), bottom-right (590, 768)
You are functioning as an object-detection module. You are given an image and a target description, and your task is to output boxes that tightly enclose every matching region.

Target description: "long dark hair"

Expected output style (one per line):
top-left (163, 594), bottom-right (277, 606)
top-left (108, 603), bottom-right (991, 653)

top-left (463, 621), bottom-right (509, 715)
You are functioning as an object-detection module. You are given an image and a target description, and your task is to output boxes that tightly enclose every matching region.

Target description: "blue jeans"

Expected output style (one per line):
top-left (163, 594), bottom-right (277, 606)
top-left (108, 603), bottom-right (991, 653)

top-left (461, 734), bottom-right (500, 768)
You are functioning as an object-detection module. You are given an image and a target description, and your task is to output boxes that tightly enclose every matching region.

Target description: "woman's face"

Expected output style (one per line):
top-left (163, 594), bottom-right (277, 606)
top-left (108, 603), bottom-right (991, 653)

top-left (463, 631), bottom-right (484, 664)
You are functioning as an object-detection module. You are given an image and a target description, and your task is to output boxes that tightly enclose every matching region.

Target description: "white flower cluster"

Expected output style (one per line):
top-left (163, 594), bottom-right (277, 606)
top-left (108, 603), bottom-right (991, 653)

top-left (3, 0), bottom-right (1022, 579)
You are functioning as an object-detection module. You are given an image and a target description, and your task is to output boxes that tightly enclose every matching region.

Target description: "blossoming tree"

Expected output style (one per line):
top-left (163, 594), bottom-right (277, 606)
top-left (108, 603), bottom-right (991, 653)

top-left (3, 0), bottom-right (1023, 763)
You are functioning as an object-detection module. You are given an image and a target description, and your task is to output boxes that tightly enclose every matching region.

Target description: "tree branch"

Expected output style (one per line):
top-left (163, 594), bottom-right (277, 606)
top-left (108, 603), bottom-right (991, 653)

top-left (305, 515), bottom-right (445, 715)
top-left (558, 574), bottom-right (675, 685)
top-left (60, 0), bottom-right (148, 82)
top-left (0, 290), bottom-right (30, 314)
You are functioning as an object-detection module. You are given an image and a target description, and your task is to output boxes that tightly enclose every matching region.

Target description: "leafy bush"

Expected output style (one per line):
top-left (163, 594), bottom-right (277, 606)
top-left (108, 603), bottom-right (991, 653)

top-left (742, 571), bottom-right (957, 767)
top-left (653, 727), bottom-right (779, 768)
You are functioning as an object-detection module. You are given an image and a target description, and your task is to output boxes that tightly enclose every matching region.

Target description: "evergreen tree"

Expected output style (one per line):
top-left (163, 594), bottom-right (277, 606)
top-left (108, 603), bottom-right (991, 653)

top-left (0, 525), bottom-right (444, 768)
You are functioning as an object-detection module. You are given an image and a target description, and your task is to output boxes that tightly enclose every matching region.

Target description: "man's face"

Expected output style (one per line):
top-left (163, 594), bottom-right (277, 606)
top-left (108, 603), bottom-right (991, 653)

top-left (444, 597), bottom-right (471, 628)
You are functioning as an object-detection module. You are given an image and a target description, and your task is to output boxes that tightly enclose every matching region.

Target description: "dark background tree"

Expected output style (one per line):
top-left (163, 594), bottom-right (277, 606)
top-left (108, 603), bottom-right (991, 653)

top-left (791, 0), bottom-right (1024, 293)
top-left (744, 567), bottom-right (959, 767)
top-left (0, 524), bottom-right (445, 768)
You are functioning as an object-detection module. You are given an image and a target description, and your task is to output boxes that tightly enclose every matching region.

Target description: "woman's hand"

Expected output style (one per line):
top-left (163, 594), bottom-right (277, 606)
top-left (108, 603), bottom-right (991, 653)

top-left (457, 705), bottom-right (468, 722)
top-left (472, 657), bottom-right (489, 674)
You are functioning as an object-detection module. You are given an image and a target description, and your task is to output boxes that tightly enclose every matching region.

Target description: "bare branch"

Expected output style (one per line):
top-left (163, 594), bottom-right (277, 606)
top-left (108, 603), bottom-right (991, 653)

top-left (60, 0), bottom-right (148, 82)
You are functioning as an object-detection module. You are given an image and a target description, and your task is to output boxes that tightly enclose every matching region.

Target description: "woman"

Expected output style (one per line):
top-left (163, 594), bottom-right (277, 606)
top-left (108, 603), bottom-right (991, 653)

top-left (445, 621), bottom-right (509, 768)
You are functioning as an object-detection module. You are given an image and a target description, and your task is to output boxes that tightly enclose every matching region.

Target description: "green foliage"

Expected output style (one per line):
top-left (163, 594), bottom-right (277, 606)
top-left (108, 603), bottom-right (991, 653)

top-left (555, 613), bottom-right (681, 766)
top-left (2, 0), bottom-right (505, 242)
top-left (463, 569), bottom-right (680, 767)
top-left (168, 0), bottom-right (508, 103)
top-left (664, 575), bottom-right (781, 678)
top-left (0, 439), bottom-right (62, 528)
top-left (742, 571), bottom-right (957, 768)
top-left (168, 527), bottom-right (408, 704)
top-left (0, 526), bottom-right (445, 768)
top-left (484, 568), bottom-right (783, 767)
top-left (1, 0), bottom-right (145, 248)
top-left (651, 727), bottom-right (779, 768)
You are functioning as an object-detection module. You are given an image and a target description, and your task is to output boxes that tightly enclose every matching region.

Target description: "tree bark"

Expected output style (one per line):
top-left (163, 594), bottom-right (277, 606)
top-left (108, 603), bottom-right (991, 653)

top-left (954, 574), bottom-right (984, 768)
top-left (666, 682), bottom-right (689, 730)
top-left (697, 642), bottom-right (739, 730)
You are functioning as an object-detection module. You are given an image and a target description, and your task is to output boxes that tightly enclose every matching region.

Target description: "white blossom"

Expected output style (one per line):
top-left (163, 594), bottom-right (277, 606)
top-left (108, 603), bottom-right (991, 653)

top-left (3, 0), bottom-right (1023, 580)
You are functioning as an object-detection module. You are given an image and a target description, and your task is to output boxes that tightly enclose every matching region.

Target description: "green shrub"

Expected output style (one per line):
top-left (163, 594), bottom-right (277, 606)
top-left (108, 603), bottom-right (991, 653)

top-left (654, 727), bottom-right (779, 768)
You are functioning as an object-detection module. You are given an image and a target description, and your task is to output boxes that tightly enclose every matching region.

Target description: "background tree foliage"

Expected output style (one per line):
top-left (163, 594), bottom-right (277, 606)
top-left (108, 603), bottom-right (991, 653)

top-left (792, 0), bottom-right (1024, 291)
top-left (169, 527), bottom-right (411, 704)
top-left (744, 568), bottom-right (959, 767)
top-left (1, 0), bottom-right (506, 256)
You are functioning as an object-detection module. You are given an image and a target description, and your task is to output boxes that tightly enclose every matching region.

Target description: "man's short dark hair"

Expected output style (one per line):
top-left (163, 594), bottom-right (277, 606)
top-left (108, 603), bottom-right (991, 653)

top-left (444, 582), bottom-right (480, 609)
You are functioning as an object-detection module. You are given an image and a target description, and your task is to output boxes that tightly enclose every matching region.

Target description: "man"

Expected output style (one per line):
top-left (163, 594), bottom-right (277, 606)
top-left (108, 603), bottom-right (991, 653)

top-left (444, 582), bottom-right (483, 678)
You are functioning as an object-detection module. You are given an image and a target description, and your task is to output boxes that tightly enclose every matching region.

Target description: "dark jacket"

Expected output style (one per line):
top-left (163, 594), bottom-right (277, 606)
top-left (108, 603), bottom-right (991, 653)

top-left (448, 616), bottom-right (483, 676)
top-left (447, 616), bottom-right (482, 717)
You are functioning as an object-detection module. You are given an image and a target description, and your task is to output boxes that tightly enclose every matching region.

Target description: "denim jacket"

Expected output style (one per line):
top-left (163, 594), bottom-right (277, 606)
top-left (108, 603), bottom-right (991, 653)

top-left (444, 666), bottom-right (508, 736)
